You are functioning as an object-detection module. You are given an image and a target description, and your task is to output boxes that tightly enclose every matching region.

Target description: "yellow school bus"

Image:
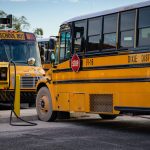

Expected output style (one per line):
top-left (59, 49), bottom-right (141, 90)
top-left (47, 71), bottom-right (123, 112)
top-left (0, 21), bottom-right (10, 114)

top-left (0, 30), bottom-right (45, 105)
top-left (36, 1), bottom-right (150, 121)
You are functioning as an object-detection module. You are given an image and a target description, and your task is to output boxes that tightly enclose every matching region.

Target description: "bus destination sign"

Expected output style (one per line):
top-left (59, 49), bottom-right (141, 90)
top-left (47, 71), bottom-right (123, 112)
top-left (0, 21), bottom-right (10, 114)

top-left (0, 31), bottom-right (25, 40)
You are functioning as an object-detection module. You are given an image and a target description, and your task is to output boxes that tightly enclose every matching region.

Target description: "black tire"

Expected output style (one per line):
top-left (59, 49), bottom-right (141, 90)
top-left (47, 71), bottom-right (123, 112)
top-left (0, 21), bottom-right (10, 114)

top-left (29, 102), bottom-right (35, 108)
top-left (36, 87), bottom-right (57, 122)
top-left (57, 111), bottom-right (70, 119)
top-left (99, 114), bottom-right (117, 120)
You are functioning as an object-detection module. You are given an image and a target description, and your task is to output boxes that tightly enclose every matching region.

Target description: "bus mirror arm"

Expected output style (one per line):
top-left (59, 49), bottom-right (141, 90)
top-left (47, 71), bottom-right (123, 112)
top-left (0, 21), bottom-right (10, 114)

top-left (41, 55), bottom-right (45, 64)
top-left (50, 36), bottom-right (59, 39)
top-left (52, 64), bottom-right (57, 68)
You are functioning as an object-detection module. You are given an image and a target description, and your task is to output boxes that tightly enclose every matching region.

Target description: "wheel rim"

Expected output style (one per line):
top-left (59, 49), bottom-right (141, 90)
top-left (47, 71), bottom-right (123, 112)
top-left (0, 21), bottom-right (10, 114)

top-left (38, 95), bottom-right (50, 114)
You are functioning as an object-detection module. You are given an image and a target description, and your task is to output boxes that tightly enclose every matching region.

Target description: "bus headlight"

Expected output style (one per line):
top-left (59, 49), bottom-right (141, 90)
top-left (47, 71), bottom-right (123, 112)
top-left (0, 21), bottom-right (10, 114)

top-left (0, 67), bottom-right (7, 81)
top-left (1, 73), bottom-right (6, 78)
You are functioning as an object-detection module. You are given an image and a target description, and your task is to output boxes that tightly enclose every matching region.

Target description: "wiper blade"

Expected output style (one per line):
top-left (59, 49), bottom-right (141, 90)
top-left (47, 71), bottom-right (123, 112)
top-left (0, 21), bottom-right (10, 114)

top-left (14, 61), bottom-right (27, 64)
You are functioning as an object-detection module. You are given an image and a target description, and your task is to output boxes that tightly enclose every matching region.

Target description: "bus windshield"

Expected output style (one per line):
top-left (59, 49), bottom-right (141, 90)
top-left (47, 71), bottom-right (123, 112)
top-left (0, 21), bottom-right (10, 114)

top-left (0, 40), bottom-right (41, 66)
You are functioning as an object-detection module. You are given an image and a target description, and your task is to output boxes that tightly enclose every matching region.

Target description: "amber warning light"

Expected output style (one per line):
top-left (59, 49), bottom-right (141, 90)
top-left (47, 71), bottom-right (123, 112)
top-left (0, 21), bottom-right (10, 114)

top-left (25, 33), bottom-right (36, 41)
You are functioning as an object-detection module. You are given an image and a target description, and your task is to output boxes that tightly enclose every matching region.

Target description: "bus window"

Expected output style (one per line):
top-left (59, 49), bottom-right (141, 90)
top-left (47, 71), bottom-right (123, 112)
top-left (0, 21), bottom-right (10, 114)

top-left (138, 7), bottom-right (150, 47)
top-left (59, 31), bottom-right (71, 62)
top-left (74, 20), bottom-right (87, 53)
top-left (66, 32), bottom-right (71, 58)
top-left (0, 42), bottom-right (8, 62)
top-left (45, 41), bottom-right (49, 49)
top-left (120, 10), bottom-right (135, 48)
top-left (103, 14), bottom-right (117, 50)
top-left (87, 17), bottom-right (102, 52)
top-left (38, 38), bottom-right (56, 64)
top-left (11, 41), bottom-right (27, 62)
top-left (60, 32), bottom-right (66, 61)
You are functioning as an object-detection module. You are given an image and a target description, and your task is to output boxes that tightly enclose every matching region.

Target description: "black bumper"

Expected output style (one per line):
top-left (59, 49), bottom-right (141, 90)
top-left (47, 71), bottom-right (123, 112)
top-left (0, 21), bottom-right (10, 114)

top-left (0, 90), bottom-right (36, 103)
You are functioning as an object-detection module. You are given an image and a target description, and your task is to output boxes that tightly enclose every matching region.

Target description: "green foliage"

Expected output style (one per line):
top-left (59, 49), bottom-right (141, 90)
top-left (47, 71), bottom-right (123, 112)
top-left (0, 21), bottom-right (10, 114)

top-left (0, 10), bottom-right (7, 17)
top-left (0, 10), bottom-right (44, 36)
top-left (12, 16), bottom-right (30, 31)
top-left (34, 28), bottom-right (44, 38)
top-left (0, 10), bottom-right (30, 31)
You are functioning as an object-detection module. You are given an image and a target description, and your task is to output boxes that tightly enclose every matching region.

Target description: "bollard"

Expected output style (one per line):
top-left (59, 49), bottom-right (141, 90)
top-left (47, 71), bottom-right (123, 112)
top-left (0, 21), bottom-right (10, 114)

top-left (14, 75), bottom-right (20, 117)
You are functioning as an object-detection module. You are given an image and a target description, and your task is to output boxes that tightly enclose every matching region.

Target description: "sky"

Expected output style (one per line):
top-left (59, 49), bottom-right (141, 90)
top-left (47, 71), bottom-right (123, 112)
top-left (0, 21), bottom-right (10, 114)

top-left (0, 0), bottom-right (147, 37)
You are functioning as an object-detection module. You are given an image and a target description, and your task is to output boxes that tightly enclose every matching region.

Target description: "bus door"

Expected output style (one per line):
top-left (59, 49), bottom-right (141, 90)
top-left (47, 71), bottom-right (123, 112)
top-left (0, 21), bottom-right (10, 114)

top-left (53, 30), bottom-right (72, 112)
top-left (53, 29), bottom-right (86, 112)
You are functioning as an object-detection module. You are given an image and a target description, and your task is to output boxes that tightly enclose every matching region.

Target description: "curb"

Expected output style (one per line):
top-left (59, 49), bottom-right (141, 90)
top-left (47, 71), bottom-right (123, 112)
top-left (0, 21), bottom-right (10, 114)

top-left (0, 110), bottom-right (98, 124)
top-left (0, 109), bottom-right (38, 124)
top-left (0, 115), bottom-right (38, 124)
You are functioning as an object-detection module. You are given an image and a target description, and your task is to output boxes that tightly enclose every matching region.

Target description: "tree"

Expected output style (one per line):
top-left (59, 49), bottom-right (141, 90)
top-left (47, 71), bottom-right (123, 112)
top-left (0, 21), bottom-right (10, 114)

top-left (34, 28), bottom-right (44, 38)
top-left (0, 10), bottom-right (30, 31)
top-left (0, 10), bottom-right (7, 17)
top-left (12, 16), bottom-right (30, 31)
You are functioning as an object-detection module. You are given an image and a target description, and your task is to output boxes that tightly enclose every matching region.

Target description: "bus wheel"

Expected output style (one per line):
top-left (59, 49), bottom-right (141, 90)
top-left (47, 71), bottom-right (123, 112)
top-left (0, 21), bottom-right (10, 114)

top-left (99, 114), bottom-right (117, 120)
top-left (36, 87), bottom-right (57, 122)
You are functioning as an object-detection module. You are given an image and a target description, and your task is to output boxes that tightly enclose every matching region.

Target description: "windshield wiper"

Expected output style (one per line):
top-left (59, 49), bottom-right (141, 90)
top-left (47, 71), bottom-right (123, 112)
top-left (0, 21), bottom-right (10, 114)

top-left (14, 61), bottom-right (27, 64)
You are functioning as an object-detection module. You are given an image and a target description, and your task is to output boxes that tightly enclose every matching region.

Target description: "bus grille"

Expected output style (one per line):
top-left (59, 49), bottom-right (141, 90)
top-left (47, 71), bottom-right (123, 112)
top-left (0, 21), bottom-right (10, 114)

top-left (0, 67), bottom-right (7, 81)
top-left (20, 76), bottom-right (41, 88)
top-left (90, 94), bottom-right (113, 113)
top-left (0, 91), bottom-right (36, 102)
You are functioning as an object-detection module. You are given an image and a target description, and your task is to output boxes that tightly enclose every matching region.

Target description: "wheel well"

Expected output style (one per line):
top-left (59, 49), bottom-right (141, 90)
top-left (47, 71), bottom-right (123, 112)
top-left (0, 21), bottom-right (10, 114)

top-left (37, 83), bottom-right (47, 92)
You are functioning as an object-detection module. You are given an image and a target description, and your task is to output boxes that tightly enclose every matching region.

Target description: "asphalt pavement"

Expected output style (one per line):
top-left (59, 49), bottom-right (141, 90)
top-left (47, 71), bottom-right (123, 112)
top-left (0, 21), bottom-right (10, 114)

top-left (0, 104), bottom-right (150, 150)
top-left (0, 115), bottom-right (150, 150)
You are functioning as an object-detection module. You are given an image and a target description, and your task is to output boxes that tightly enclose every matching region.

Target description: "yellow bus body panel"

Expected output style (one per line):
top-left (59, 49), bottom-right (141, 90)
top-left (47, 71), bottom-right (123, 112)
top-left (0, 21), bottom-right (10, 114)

top-left (48, 52), bottom-right (150, 114)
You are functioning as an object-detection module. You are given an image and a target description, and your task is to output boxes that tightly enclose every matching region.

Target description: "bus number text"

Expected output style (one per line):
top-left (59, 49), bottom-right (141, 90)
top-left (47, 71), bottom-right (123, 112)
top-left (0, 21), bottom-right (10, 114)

top-left (86, 58), bottom-right (94, 66)
top-left (128, 55), bottom-right (137, 63)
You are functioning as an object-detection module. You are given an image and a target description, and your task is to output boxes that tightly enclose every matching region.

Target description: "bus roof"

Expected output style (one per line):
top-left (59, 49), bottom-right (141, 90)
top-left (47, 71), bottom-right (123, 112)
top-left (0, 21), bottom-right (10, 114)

top-left (37, 37), bottom-right (57, 42)
top-left (62, 1), bottom-right (150, 25)
top-left (37, 38), bottom-right (50, 42)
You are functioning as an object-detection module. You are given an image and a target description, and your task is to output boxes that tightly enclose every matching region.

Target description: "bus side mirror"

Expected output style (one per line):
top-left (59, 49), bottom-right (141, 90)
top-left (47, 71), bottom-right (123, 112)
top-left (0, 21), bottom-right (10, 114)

top-left (50, 51), bottom-right (55, 63)
top-left (49, 39), bottom-right (55, 50)
top-left (66, 50), bottom-right (71, 59)
top-left (39, 46), bottom-right (45, 64)
top-left (41, 55), bottom-right (45, 64)
top-left (66, 39), bottom-right (71, 59)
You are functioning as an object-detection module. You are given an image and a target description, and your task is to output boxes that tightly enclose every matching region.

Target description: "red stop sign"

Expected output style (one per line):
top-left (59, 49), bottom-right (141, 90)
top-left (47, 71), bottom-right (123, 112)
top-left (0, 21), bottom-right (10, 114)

top-left (71, 54), bottom-right (80, 72)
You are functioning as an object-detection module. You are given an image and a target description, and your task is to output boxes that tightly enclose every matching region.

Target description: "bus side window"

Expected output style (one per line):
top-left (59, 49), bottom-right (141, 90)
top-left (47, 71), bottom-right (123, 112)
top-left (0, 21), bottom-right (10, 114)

top-left (120, 10), bottom-right (135, 48)
top-left (103, 14), bottom-right (117, 50)
top-left (74, 20), bottom-right (87, 53)
top-left (138, 6), bottom-right (150, 47)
